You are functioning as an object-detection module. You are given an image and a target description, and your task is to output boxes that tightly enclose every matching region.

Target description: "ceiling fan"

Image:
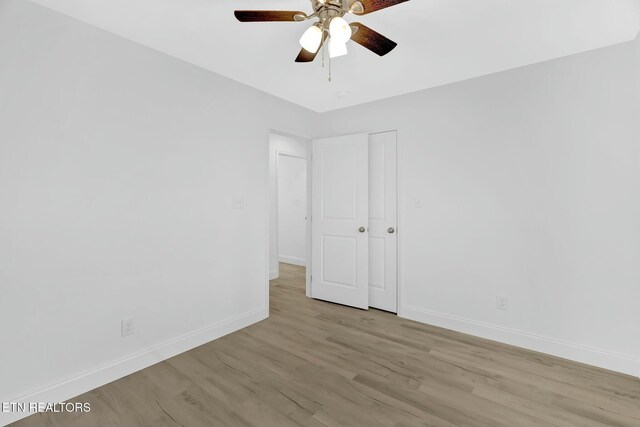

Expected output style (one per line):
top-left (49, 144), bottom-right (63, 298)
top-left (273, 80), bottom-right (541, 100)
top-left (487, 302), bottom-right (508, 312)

top-left (234, 0), bottom-right (409, 63)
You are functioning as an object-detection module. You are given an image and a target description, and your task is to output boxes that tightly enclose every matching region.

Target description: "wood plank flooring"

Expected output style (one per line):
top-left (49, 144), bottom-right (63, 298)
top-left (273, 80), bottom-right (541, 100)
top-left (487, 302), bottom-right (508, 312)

top-left (13, 263), bottom-right (640, 427)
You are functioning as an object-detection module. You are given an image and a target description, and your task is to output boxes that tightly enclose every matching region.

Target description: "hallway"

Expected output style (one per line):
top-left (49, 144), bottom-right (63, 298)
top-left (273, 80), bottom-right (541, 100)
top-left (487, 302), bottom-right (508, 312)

top-left (14, 263), bottom-right (640, 427)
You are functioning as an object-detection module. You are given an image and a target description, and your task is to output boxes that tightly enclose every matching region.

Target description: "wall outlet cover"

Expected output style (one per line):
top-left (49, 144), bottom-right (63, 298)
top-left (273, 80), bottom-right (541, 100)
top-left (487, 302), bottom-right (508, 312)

top-left (496, 296), bottom-right (509, 311)
top-left (232, 196), bottom-right (245, 209)
top-left (121, 317), bottom-right (134, 337)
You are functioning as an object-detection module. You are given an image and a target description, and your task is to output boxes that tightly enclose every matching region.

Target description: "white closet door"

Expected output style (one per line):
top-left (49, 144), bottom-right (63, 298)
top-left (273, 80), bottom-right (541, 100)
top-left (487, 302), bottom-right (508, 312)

top-left (311, 134), bottom-right (369, 309)
top-left (368, 131), bottom-right (397, 312)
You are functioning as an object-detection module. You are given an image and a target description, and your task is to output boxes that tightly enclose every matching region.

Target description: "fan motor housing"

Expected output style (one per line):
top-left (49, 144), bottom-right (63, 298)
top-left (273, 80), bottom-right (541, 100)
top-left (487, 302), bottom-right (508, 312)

top-left (312, 0), bottom-right (349, 19)
top-left (311, 0), bottom-right (348, 10)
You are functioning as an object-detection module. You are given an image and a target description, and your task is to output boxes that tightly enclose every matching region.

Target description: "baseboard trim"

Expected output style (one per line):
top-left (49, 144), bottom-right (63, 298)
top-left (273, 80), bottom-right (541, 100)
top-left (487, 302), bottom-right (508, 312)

top-left (278, 255), bottom-right (305, 267)
top-left (1, 307), bottom-right (268, 426)
top-left (401, 305), bottom-right (640, 378)
top-left (269, 269), bottom-right (279, 280)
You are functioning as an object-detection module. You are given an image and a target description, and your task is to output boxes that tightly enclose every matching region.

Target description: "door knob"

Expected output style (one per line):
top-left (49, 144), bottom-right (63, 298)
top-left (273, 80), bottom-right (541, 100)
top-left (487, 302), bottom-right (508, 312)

top-left (358, 227), bottom-right (366, 233)
top-left (387, 227), bottom-right (395, 234)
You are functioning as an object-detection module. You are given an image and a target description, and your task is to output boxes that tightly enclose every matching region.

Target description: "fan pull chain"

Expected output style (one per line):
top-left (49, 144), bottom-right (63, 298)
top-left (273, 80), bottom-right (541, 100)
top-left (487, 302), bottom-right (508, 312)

top-left (319, 28), bottom-right (330, 82)
top-left (325, 34), bottom-right (331, 82)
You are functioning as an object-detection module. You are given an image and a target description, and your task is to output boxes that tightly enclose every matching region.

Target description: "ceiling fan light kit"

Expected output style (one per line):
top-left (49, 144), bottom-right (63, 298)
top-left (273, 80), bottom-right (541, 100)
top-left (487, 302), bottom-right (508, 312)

top-left (328, 16), bottom-right (352, 44)
top-left (235, 0), bottom-right (408, 79)
top-left (328, 37), bottom-right (348, 58)
top-left (300, 24), bottom-right (324, 53)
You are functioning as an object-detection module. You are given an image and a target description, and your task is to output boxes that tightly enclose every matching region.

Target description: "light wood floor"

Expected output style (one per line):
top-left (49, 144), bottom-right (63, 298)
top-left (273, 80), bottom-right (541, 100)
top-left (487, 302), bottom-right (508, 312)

top-left (13, 263), bottom-right (640, 427)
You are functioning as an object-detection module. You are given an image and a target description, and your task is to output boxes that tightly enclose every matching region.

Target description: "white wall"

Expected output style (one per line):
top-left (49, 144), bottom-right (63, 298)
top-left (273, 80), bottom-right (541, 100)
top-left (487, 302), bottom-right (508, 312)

top-left (268, 133), bottom-right (309, 279)
top-left (637, 33), bottom-right (640, 159)
top-left (316, 39), bottom-right (640, 376)
top-left (0, 1), bottom-right (315, 424)
top-left (277, 155), bottom-right (307, 266)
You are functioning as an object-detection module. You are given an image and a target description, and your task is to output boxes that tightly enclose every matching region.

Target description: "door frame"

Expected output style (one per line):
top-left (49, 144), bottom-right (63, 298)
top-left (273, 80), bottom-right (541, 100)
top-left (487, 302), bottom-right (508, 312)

top-left (307, 130), bottom-right (400, 314)
top-left (267, 130), bottom-right (313, 299)
top-left (266, 129), bottom-right (400, 313)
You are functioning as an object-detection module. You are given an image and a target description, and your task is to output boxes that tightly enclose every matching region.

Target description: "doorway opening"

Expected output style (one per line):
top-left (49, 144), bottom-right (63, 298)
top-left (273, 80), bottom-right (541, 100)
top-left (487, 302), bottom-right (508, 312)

top-left (267, 130), bottom-right (398, 314)
top-left (268, 132), bottom-right (311, 295)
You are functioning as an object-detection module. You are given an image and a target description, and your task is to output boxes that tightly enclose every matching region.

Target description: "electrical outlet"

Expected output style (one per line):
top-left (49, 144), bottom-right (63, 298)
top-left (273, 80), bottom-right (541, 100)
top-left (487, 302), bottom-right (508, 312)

top-left (121, 317), bottom-right (134, 337)
top-left (496, 296), bottom-right (509, 311)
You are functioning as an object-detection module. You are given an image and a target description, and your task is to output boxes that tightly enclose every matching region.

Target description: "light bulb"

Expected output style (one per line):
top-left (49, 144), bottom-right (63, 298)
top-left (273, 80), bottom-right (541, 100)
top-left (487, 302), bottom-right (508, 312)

top-left (329, 17), bottom-right (351, 43)
top-left (328, 37), bottom-right (348, 58)
top-left (299, 25), bottom-right (323, 54)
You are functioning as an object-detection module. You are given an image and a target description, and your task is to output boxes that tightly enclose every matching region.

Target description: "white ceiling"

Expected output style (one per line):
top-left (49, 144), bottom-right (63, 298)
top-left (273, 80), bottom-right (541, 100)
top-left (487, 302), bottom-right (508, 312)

top-left (29, 0), bottom-right (640, 112)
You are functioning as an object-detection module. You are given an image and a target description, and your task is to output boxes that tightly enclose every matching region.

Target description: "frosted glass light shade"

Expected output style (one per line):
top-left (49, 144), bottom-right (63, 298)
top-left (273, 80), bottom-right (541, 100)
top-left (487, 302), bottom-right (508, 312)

top-left (328, 37), bottom-right (348, 58)
top-left (329, 17), bottom-right (351, 43)
top-left (299, 25), bottom-right (323, 53)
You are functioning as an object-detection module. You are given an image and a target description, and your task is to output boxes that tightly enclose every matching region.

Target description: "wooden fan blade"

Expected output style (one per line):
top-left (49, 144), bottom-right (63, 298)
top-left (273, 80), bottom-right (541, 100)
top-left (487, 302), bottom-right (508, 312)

top-left (234, 10), bottom-right (306, 22)
top-left (295, 33), bottom-right (328, 63)
top-left (352, 0), bottom-right (409, 15)
top-left (350, 23), bottom-right (397, 56)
